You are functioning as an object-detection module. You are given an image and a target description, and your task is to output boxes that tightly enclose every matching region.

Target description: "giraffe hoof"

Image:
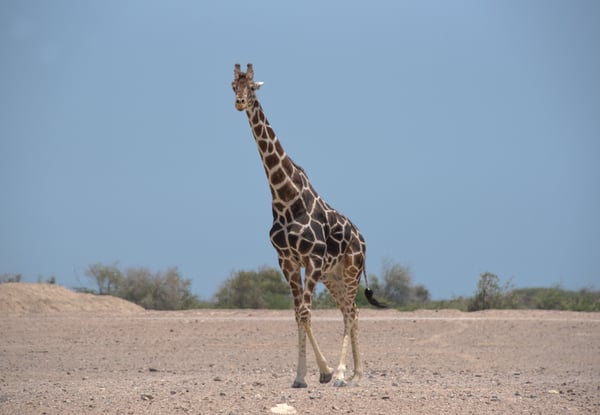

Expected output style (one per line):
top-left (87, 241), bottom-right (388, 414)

top-left (333, 379), bottom-right (348, 387)
top-left (291, 380), bottom-right (307, 388)
top-left (319, 372), bottom-right (333, 384)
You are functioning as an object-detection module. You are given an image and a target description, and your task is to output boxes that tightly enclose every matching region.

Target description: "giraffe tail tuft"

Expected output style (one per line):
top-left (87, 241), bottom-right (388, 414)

top-left (364, 287), bottom-right (387, 308)
top-left (363, 264), bottom-right (387, 308)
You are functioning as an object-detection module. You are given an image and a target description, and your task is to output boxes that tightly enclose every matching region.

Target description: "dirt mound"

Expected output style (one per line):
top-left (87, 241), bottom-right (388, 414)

top-left (0, 283), bottom-right (143, 314)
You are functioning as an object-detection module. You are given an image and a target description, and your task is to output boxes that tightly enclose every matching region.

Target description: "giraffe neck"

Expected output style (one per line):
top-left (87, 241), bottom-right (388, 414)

top-left (245, 100), bottom-right (307, 212)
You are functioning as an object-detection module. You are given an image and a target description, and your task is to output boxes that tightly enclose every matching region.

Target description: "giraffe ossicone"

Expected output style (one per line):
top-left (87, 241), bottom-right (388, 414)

top-left (232, 63), bottom-right (385, 388)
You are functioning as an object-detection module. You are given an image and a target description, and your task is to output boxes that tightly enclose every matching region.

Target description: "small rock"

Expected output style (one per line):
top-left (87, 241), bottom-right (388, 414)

top-left (140, 394), bottom-right (153, 401)
top-left (270, 403), bottom-right (297, 414)
top-left (547, 389), bottom-right (560, 394)
top-left (308, 390), bottom-right (321, 400)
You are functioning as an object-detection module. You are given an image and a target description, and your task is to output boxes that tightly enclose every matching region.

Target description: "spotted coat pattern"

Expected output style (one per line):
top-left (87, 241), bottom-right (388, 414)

top-left (232, 63), bottom-right (372, 388)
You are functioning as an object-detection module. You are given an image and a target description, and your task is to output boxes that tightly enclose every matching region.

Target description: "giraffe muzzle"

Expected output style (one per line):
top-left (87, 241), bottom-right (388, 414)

top-left (235, 98), bottom-right (247, 111)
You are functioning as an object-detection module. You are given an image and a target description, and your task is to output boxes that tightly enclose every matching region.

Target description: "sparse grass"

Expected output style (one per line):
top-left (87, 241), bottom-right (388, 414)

top-left (396, 287), bottom-right (600, 313)
top-left (510, 286), bottom-right (600, 311)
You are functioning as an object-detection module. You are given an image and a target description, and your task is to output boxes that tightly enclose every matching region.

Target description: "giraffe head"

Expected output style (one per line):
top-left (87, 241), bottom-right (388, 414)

top-left (232, 63), bottom-right (264, 111)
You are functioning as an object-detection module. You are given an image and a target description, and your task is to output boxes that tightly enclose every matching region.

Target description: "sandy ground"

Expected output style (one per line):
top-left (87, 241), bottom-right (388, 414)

top-left (0, 285), bottom-right (599, 414)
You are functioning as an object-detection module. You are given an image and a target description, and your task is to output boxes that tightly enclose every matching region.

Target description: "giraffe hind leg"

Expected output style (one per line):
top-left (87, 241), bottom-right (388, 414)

top-left (332, 304), bottom-right (360, 387)
top-left (323, 271), bottom-right (360, 387)
top-left (349, 307), bottom-right (363, 384)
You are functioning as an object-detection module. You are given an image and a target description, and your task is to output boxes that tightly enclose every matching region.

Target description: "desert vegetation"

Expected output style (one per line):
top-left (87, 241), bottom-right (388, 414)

top-left (2, 263), bottom-right (598, 312)
top-left (81, 264), bottom-right (209, 310)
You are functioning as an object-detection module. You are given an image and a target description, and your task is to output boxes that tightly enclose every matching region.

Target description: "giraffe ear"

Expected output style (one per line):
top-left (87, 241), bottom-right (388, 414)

top-left (254, 81), bottom-right (264, 90)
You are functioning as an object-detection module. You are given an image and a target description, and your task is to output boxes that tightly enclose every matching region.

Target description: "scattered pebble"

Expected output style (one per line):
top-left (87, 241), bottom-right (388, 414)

top-left (270, 403), bottom-right (297, 414)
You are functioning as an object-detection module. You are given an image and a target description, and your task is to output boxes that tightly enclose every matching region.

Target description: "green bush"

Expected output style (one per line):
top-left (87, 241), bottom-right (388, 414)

top-left (505, 286), bottom-right (600, 312)
top-left (0, 273), bottom-right (22, 283)
top-left (468, 272), bottom-right (513, 311)
top-left (534, 286), bottom-right (568, 310)
top-left (379, 261), bottom-right (430, 306)
top-left (570, 288), bottom-right (600, 311)
top-left (85, 263), bottom-right (204, 310)
top-left (86, 263), bottom-right (123, 295)
top-left (214, 266), bottom-right (292, 309)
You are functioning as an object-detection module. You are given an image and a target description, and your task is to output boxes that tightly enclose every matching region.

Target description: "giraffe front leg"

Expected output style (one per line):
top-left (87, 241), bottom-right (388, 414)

top-left (302, 260), bottom-right (334, 384)
top-left (292, 320), bottom-right (308, 388)
top-left (295, 302), bottom-right (334, 386)
top-left (280, 260), bottom-right (311, 388)
top-left (304, 318), bottom-right (334, 384)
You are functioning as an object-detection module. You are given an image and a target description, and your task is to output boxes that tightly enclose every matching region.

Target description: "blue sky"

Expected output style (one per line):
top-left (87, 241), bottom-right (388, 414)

top-left (1, 1), bottom-right (599, 300)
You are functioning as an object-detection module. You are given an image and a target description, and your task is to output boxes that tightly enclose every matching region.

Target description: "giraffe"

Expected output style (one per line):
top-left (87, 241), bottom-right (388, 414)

top-left (231, 63), bottom-right (384, 388)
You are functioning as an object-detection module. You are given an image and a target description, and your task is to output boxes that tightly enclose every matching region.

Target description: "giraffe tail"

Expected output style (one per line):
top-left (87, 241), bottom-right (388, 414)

top-left (363, 270), bottom-right (387, 308)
